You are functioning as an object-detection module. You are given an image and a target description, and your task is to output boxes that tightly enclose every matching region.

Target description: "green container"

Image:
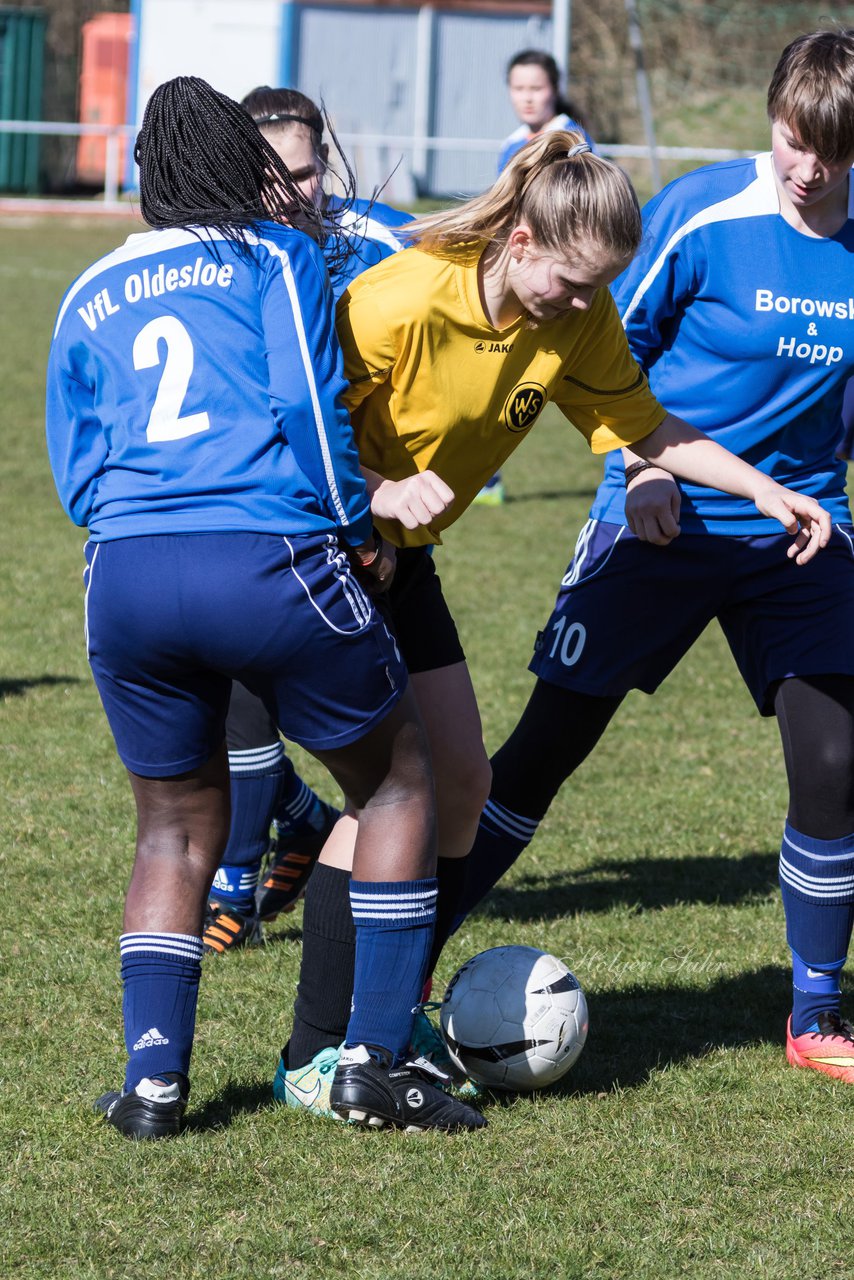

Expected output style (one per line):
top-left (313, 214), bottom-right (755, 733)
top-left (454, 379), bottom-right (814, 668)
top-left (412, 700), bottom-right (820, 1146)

top-left (0, 7), bottom-right (45, 193)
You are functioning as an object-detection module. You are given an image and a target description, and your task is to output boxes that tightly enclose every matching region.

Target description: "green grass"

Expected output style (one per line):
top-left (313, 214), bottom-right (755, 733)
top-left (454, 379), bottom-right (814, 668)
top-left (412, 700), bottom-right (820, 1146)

top-left (3, 216), bottom-right (854, 1279)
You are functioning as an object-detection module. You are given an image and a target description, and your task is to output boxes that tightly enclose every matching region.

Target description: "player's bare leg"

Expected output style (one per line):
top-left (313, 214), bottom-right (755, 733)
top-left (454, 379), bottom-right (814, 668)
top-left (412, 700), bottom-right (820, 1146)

top-left (125, 743), bottom-right (231, 935)
top-left (95, 744), bottom-right (230, 1138)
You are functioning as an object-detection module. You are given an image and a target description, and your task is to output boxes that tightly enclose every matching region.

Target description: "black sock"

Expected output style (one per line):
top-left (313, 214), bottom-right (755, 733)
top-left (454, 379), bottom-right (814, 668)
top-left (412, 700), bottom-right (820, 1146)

top-left (285, 863), bottom-right (355, 1068)
top-left (427, 856), bottom-right (469, 977)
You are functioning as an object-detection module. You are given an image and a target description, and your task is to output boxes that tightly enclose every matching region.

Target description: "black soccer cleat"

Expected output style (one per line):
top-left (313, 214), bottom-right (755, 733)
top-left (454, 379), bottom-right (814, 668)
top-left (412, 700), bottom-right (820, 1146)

top-left (255, 802), bottom-right (339, 921)
top-left (202, 902), bottom-right (263, 955)
top-left (330, 1044), bottom-right (487, 1132)
top-left (93, 1073), bottom-right (189, 1140)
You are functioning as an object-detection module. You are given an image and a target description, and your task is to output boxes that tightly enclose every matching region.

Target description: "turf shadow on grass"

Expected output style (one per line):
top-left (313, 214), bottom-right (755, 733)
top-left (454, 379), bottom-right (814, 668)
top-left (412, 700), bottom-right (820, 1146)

top-left (1, 674), bottom-right (83, 698)
top-left (547, 963), bottom-right (792, 1096)
top-left (257, 922), bottom-right (303, 947)
top-left (185, 1079), bottom-right (276, 1132)
top-left (472, 850), bottom-right (778, 921)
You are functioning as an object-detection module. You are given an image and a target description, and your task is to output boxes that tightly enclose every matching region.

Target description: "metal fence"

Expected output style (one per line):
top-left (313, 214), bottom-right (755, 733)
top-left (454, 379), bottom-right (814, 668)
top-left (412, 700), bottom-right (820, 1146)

top-left (0, 118), bottom-right (756, 213)
top-left (0, 120), bottom-right (133, 208)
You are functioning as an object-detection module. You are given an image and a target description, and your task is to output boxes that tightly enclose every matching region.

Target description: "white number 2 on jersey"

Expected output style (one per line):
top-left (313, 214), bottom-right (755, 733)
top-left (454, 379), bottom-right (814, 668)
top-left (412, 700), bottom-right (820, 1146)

top-left (133, 316), bottom-right (210, 442)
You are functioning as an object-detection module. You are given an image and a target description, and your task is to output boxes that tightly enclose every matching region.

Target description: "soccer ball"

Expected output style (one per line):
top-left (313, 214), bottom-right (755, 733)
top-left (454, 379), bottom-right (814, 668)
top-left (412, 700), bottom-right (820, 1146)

top-left (439, 945), bottom-right (588, 1091)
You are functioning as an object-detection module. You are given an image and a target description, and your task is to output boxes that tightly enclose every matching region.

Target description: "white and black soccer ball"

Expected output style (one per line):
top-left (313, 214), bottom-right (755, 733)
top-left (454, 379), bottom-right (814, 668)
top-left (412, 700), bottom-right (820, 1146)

top-left (439, 945), bottom-right (588, 1091)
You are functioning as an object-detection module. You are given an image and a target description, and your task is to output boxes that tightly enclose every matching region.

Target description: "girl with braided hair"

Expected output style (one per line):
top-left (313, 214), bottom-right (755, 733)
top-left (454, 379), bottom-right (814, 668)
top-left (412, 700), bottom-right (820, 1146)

top-left (46, 75), bottom-right (486, 1138)
top-left (280, 126), bottom-right (831, 1102)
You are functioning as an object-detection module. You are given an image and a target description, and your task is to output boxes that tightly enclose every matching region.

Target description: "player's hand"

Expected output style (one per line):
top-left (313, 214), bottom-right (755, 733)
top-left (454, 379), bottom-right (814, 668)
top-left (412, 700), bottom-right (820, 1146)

top-left (370, 470), bottom-right (455, 530)
top-left (348, 529), bottom-right (397, 594)
top-left (624, 467), bottom-right (681, 545)
top-left (752, 483), bottom-right (832, 565)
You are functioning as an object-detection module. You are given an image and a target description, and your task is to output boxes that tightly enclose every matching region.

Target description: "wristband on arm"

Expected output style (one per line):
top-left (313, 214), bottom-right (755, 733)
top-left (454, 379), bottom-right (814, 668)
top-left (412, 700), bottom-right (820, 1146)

top-left (353, 526), bottom-right (384, 567)
top-left (624, 460), bottom-right (658, 488)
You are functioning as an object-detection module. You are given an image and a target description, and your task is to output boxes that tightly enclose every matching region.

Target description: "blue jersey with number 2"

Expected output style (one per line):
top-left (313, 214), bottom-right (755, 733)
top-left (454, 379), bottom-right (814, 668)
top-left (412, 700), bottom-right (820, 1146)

top-left (46, 222), bottom-right (373, 545)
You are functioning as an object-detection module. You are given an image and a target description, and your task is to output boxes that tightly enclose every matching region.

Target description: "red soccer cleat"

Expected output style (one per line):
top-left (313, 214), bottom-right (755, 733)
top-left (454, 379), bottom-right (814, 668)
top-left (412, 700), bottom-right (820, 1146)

top-left (786, 1011), bottom-right (854, 1083)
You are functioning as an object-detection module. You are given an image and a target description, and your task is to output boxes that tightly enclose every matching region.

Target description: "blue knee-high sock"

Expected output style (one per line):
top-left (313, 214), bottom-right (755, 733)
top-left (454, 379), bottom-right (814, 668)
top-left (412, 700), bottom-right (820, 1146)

top-left (120, 932), bottom-right (203, 1091)
top-left (273, 757), bottom-right (332, 839)
top-left (346, 878), bottom-right (437, 1063)
top-left (210, 742), bottom-right (285, 912)
top-left (790, 951), bottom-right (846, 1035)
top-left (453, 797), bottom-right (540, 929)
top-left (779, 821), bottom-right (854, 1035)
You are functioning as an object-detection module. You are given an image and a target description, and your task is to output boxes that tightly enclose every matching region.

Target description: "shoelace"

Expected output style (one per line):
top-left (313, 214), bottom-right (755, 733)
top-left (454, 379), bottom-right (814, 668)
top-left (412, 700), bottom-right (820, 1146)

top-left (819, 1012), bottom-right (854, 1041)
top-left (403, 1055), bottom-right (451, 1085)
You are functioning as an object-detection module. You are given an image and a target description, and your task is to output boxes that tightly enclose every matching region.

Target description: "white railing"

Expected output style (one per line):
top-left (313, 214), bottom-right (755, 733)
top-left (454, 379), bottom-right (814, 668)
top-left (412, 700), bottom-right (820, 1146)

top-left (0, 121), bottom-right (135, 208)
top-left (0, 120), bottom-right (754, 209)
top-left (334, 131), bottom-right (751, 162)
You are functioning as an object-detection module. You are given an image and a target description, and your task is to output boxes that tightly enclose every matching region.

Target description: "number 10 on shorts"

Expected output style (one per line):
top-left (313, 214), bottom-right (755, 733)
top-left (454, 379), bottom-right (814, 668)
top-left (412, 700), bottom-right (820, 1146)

top-left (547, 616), bottom-right (587, 666)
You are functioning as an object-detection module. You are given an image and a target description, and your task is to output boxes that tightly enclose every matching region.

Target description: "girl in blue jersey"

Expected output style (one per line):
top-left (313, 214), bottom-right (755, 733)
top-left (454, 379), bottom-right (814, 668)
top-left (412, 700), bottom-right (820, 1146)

top-left (498, 49), bottom-right (594, 175)
top-left (244, 85), bottom-right (414, 291)
top-left (461, 29), bottom-right (854, 1084)
top-left (46, 76), bottom-right (485, 1138)
top-left (203, 86), bottom-right (415, 956)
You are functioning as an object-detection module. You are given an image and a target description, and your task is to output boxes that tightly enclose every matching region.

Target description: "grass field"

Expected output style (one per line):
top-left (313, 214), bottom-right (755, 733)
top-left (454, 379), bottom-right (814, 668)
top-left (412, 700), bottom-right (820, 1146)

top-left (3, 216), bottom-right (853, 1279)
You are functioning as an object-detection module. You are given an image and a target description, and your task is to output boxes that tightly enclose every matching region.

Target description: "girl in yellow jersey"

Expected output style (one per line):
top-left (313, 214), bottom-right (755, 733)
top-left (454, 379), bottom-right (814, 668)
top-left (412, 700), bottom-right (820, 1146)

top-left (275, 130), bottom-right (831, 1109)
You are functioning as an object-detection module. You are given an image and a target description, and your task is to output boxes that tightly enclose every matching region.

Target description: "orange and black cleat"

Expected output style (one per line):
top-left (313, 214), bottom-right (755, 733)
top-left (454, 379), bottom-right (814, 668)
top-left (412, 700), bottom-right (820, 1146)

top-left (202, 902), bottom-right (263, 955)
top-left (255, 803), bottom-right (339, 921)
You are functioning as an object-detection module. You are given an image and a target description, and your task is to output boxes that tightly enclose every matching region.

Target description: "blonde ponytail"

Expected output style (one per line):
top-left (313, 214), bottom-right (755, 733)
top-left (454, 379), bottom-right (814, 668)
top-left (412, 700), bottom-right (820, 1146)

top-left (408, 131), bottom-right (642, 261)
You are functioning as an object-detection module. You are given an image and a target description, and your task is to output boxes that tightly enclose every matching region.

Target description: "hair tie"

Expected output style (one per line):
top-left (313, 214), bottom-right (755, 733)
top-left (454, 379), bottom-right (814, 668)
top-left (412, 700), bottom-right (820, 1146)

top-left (254, 110), bottom-right (323, 136)
top-left (566, 142), bottom-right (592, 158)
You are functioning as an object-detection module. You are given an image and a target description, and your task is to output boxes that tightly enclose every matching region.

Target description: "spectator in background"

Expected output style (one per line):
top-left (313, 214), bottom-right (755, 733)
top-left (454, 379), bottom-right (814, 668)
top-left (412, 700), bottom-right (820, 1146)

top-left (498, 49), bottom-right (595, 176)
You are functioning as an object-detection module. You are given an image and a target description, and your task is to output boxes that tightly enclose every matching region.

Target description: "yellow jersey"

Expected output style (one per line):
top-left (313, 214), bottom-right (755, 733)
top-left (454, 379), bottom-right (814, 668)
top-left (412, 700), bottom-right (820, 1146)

top-left (336, 242), bottom-right (666, 547)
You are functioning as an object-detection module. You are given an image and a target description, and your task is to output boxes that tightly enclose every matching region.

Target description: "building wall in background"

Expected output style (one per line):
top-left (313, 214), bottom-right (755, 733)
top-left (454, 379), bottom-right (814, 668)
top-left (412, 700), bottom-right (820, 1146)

top-left (131, 0), bottom-right (552, 197)
top-left (428, 6), bottom-right (550, 192)
top-left (135, 0), bottom-right (281, 108)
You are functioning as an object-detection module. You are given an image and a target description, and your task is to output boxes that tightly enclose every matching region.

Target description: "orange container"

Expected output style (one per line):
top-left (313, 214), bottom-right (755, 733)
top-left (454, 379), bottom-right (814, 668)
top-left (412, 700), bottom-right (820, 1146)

top-left (76, 12), bottom-right (132, 186)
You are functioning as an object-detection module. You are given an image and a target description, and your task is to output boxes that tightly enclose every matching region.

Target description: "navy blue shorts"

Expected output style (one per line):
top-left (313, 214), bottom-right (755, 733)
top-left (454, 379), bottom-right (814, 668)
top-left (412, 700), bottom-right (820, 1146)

top-left (84, 531), bottom-right (406, 777)
top-left (530, 520), bottom-right (854, 715)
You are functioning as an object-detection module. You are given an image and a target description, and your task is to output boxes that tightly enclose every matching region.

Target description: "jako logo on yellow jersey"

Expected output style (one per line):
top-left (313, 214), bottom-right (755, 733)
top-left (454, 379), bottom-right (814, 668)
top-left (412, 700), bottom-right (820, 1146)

top-left (504, 382), bottom-right (546, 432)
top-left (475, 340), bottom-right (514, 353)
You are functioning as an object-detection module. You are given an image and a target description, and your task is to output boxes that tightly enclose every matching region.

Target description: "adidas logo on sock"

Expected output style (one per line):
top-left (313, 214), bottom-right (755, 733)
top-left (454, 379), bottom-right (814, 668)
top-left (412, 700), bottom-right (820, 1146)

top-left (132, 1026), bottom-right (170, 1051)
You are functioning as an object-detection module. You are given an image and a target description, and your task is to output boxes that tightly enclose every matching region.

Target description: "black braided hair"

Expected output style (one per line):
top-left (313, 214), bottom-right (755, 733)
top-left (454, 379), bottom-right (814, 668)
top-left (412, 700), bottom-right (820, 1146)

top-left (135, 76), bottom-right (349, 264)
